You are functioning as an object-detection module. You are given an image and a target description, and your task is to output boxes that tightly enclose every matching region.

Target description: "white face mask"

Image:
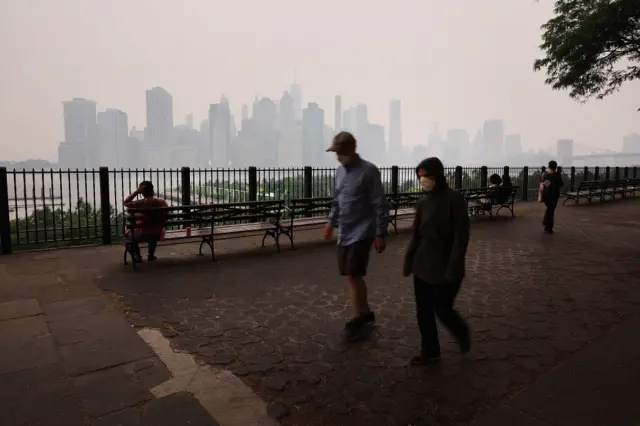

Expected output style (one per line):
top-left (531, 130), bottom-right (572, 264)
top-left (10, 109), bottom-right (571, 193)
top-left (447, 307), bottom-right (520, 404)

top-left (337, 154), bottom-right (352, 165)
top-left (420, 176), bottom-right (435, 192)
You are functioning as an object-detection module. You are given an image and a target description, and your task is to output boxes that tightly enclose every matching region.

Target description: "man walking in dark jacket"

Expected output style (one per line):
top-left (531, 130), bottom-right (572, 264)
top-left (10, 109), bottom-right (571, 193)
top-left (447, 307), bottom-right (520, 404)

top-left (541, 160), bottom-right (564, 234)
top-left (402, 158), bottom-right (471, 365)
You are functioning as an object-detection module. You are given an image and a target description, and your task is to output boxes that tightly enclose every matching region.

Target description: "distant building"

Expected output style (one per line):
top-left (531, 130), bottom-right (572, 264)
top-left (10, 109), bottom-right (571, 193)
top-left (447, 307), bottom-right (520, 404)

top-left (445, 129), bottom-right (469, 166)
top-left (145, 87), bottom-right (174, 167)
top-left (482, 119), bottom-right (505, 164)
top-left (290, 80), bottom-right (302, 120)
top-left (184, 113), bottom-right (193, 129)
top-left (279, 125), bottom-right (303, 166)
top-left (302, 103), bottom-right (325, 166)
top-left (279, 91), bottom-right (295, 131)
top-left (342, 109), bottom-right (353, 133)
top-left (61, 98), bottom-right (97, 167)
top-left (504, 134), bottom-right (523, 160)
top-left (241, 104), bottom-right (249, 122)
top-left (97, 109), bottom-right (128, 168)
top-left (334, 96), bottom-right (342, 132)
top-left (388, 100), bottom-right (402, 164)
top-left (253, 97), bottom-right (278, 166)
top-left (557, 139), bottom-right (574, 165)
top-left (208, 97), bottom-right (232, 167)
top-left (358, 124), bottom-right (386, 166)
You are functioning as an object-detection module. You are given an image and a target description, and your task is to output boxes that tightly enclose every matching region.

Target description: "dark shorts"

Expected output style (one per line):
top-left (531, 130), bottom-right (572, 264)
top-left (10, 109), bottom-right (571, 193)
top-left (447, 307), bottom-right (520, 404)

top-left (337, 240), bottom-right (373, 277)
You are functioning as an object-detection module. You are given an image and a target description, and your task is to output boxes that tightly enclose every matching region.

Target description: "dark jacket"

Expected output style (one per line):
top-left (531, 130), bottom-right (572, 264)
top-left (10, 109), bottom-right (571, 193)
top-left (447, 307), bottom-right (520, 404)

top-left (541, 171), bottom-right (564, 201)
top-left (403, 188), bottom-right (470, 284)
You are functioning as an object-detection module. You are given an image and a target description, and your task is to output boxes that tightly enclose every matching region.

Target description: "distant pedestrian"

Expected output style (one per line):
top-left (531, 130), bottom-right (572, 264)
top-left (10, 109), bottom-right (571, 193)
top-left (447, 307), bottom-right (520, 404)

top-left (402, 157), bottom-right (471, 365)
top-left (324, 131), bottom-right (389, 341)
top-left (540, 161), bottom-right (564, 234)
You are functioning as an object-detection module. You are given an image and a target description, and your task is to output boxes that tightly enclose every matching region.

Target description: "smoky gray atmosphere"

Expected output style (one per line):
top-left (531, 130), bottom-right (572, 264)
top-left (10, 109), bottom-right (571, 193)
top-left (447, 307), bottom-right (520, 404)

top-left (1, 0), bottom-right (639, 169)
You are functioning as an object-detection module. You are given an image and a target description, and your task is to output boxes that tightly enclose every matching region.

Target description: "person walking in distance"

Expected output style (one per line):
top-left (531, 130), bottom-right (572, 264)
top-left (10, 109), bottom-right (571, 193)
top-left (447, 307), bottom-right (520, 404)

top-left (541, 160), bottom-right (564, 234)
top-left (402, 158), bottom-right (471, 365)
top-left (324, 131), bottom-right (389, 341)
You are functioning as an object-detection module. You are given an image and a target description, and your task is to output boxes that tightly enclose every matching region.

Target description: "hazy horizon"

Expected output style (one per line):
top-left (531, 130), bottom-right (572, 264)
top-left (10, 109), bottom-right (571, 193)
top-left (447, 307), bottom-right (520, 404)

top-left (1, 0), bottom-right (639, 162)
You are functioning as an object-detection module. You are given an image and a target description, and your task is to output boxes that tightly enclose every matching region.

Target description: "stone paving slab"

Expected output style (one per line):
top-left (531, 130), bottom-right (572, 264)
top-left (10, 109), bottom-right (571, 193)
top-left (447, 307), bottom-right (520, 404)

top-left (0, 298), bottom-right (42, 320)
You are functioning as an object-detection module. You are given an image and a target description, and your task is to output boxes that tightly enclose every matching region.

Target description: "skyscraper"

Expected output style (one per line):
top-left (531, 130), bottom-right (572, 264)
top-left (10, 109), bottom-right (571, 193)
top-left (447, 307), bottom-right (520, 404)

top-left (185, 113), bottom-right (193, 129)
top-left (61, 98), bottom-right (97, 167)
top-left (208, 97), bottom-right (232, 167)
top-left (302, 103), bottom-right (325, 166)
top-left (290, 77), bottom-right (302, 120)
top-left (355, 104), bottom-right (368, 135)
top-left (97, 109), bottom-right (128, 168)
top-left (253, 97), bottom-right (278, 166)
top-left (241, 104), bottom-right (249, 121)
top-left (504, 134), bottom-right (523, 160)
top-left (342, 110), bottom-right (352, 132)
top-left (389, 100), bottom-right (402, 162)
top-left (334, 95), bottom-right (342, 131)
top-left (482, 119), bottom-right (504, 164)
top-left (145, 87), bottom-right (173, 166)
top-left (279, 91), bottom-right (295, 131)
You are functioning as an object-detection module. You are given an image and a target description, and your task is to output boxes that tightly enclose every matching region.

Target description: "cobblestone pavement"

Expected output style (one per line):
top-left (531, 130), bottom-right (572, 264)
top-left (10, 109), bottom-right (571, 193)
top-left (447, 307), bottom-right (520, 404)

top-left (10, 200), bottom-right (640, 425)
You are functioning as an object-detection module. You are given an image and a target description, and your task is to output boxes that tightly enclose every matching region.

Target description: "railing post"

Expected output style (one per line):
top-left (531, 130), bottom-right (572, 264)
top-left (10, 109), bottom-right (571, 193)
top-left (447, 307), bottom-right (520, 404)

top-left (583, 166), bottom-right (589, 180)
top-left (480, 166), bottom-right (488, 187)
top-left (455, 166), bottom-right (463, 190)
top-left (248, 166), bottom-right (258, 202)
top-left (391, 166), bottom-right (399, 194)
top-left (614, 166), bottom-right (620, 180)
top-left (303, 166), bottom-right (313, 198)
top-left (503, 166), bottom-right (509, 180)
top-left (624, 167), bottom-right (629, 179)
top-left (604, 166), bottom-right (610, 181)
top-left (634, 167), bottom-right (638, 178)
top-left (522, 166), bottom-right (529, 201)
top-left (570, 167), bottom-right (576, 186)
top-left (99, 167), bottom-right (111, 245)
top-left (181, 167), bottom-right (191, 205)
top-left (0, 167), bottom-right (11, 254)
top-left (594, 166), bottom-right (600, 181)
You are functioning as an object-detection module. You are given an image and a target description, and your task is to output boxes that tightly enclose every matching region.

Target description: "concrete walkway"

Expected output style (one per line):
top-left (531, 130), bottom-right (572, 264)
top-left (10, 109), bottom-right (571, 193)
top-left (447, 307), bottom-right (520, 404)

top-left (1, 199), bottom-right (639, 425)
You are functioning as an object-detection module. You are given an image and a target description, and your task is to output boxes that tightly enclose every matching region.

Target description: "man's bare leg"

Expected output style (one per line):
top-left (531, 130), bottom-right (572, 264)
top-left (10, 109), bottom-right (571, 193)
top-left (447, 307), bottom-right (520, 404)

top-left (347, 276), bottom-right (371, 316)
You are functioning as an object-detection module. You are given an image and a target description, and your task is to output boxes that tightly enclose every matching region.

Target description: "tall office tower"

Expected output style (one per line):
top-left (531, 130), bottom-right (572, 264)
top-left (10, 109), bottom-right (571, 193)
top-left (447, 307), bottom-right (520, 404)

top-left (279, 91), bottom-right (295, 131)
top-left (145, 87), bottom-right (174, 166)
top-left (302, 103), bottom-right (325, 166)
top-left (445, 128), bottom-right (469, 166)
top-left (557, 139), bottom-right (574, 165)
top-left (355, 104), bottom-right (368, 134)
top-left (61, 98), bottom-right (97, 167)
top-left (358, 124), bottom-right (386, 165)
top-left (389, 100), bottom-right (402, 162)
top-left (241, 104), bottom-right (249, 121)
top-left (472, 130), bottom-right (485, 166)
top-left (428, 123), bottom-right (444, 159)
top-left (290, 76), bottom-right (302, 120)
top-left (185, 113), bottom-right (194, 129)
top-left (97, 109), bottom-right (128, 168)
top-left (482, 119), bottom-right (505, 164)
top-left (253, 97), bottom-right (278, 166)
top-left (342, 110), bottom-right (352, 132)
top-left (504, 134), bottom-right (523, 160)
top-left (208, 96), bottom-right (232, 167)
top-left (334, 96), bottom-right (342, 131)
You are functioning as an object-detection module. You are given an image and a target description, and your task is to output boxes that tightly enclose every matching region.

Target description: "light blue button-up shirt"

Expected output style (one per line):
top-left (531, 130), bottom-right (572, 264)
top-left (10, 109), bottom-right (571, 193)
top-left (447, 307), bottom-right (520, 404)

top-left (327, 155), bottom-right (389, 246)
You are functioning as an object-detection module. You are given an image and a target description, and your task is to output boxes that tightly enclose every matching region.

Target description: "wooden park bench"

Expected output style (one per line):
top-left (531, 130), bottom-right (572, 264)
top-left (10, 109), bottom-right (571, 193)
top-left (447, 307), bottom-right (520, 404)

top-left (124, 200), bottom-right (284, 270)
top-left (387, 192), bottom-right (422, 234)
top-left (279, 197), bottom-right (332, 249)
top-left (466, 186), bottom-right (519, 218)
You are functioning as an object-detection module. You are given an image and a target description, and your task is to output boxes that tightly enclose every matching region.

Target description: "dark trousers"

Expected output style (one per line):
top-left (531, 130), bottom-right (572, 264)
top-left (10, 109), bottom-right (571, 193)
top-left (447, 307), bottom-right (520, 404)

top-left (414, 276), bottom-right (469, 357)
top-left (130, 233), bottom-right (160, 258)
top-left (543, 198), bottom-right (558, 230)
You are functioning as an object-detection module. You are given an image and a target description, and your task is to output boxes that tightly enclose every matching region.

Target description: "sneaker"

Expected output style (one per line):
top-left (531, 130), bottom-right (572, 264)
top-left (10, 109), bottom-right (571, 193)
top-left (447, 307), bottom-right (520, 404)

top-left (148, 255), bottom-right (158, 262)
top-left (409, 355), bottom-right (441, 366)
top-left (544, 227), bottom-right (554, 234)
top-left (361, 311), bottom-right (376, 325)
top-left (343, 317), bottom-right (366, 341)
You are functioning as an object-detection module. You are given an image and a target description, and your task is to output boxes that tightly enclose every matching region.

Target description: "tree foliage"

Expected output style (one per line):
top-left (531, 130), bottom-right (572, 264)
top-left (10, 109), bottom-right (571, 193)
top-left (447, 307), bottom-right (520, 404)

top-left (534, 0), bottom-right (640, 105)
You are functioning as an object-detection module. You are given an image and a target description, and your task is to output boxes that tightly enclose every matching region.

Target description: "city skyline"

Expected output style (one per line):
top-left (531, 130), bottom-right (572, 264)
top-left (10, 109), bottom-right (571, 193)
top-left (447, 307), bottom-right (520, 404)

top-left (2, 0), bottom-right (640, 163)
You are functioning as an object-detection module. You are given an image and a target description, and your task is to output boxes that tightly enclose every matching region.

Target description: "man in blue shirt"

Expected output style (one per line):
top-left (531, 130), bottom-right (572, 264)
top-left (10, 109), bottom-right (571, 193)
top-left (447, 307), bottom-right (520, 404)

top-left (324, 131), bottom-right (389, 340)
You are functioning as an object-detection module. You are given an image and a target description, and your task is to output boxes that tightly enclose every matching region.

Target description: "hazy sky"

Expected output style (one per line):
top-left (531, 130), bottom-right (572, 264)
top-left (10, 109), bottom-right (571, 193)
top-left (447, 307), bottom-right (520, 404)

top-left (1, 0), bottom-right (638, 161)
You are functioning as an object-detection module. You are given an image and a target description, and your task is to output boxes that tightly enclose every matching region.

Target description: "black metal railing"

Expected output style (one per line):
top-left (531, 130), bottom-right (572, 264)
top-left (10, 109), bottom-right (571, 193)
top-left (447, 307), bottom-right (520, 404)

top-left (1, 165), bottom-right (637, 253)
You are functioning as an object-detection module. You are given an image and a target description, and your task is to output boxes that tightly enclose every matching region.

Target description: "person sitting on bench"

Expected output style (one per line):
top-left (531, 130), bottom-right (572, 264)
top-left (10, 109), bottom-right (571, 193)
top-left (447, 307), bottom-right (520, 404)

top-left (124, 181), bottom-right (168, 262)
top-left (480, 174), bottom-right (503, 204)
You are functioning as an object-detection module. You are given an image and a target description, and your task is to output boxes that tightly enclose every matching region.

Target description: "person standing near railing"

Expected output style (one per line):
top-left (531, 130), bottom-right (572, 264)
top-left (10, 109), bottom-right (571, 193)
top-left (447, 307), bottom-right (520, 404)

top-left (124, 181), bottom-right (168, 261)
top-left (540, 160), bottom-right (563, 234)
top-left (324, 131), bottom-right (389, 342)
